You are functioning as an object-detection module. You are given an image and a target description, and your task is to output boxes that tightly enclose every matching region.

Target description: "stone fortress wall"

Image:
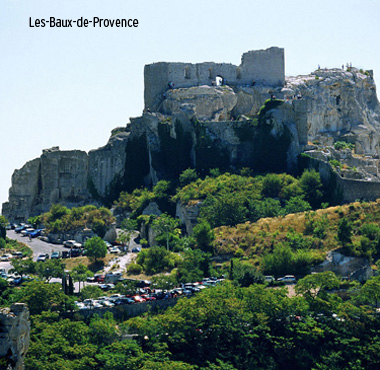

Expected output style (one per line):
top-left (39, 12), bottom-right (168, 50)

top-left (144, 47), bottom-right (285, 110)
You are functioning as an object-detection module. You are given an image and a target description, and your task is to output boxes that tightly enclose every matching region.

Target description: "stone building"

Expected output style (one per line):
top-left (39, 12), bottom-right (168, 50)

top-left (144, 47), bottom-right (285, 111)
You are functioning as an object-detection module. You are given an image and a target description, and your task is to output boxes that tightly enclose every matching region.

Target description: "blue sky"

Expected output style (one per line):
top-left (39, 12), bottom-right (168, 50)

top-left (1, 0), bottom-right (380, 208)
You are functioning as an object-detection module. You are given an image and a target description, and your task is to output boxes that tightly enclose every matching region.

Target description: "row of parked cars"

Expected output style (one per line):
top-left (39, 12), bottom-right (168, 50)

top-left (11, 224), bottom-right (44, 238)
top-left (75, 277), bottom-right (226, 310)
top-left (264, 275), bottom-right (297, 283)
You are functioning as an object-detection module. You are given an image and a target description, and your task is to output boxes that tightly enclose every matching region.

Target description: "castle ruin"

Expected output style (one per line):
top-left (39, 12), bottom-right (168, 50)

top-left (144, 47), bottom-right (285, 111)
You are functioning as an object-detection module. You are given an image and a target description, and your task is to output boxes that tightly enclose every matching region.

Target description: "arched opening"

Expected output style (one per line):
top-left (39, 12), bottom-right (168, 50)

top-left (216, 75), bottom-right (224, 86)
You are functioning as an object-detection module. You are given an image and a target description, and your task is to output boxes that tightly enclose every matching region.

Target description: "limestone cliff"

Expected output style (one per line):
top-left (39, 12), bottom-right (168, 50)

top-left (3, 147), bottom-right (89, 222)
top-left (0, 303), bottom-right (30, 370)
top-left (3, 57), bottom-right (380, 222)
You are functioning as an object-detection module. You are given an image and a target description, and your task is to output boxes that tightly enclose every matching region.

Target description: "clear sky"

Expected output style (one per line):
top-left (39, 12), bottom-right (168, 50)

top-left (1, 0), bottom-right (380, 209)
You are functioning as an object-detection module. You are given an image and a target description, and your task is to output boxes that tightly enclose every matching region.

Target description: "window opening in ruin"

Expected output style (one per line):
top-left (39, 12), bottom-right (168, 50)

top-left (216, 75), bottom-right (223, 86)
top-left (236, 67), bottom-right (242, 79)
top-left (208, 68), bottom-right (213, 79)
top-left (184, 66), bottom-right (191, 79)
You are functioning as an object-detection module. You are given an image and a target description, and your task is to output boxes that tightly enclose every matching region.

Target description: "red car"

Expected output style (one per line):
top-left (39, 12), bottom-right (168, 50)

top-left (94, 274), bottom-right (105, 283)
top-left (141, 294), bottom-right (156, 301)
top-left (132, 295), bottom-right (146, 303)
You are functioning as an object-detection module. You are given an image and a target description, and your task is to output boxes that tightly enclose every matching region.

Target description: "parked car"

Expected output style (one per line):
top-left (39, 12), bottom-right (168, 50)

top-left (21, 228), bottom-right (34, 236)
top-left (63, 240), bottom-right (79, 248)
top-left (61, 251), bottom-right (71, 259)
top-left (51, 251), bottom-right (61, 259)
top-left (12, 252), bottom-right (23, 259)
top-left (110, 246), bottom-right (121, 254)
top-left (115, 297), bottom-right (135, 305)
top-left (1, 254), bottom-right (11, 262)
top-left (37, 253), bottom-right (49, 262)
top-left (132, 247), bottom-right (141, 253)
top-left (132, 295), bottom-right (146, 303)
top-left (29, 229), bottom-right (44, 238)
top-left (94, 274), bottom-right (106, 283)
top-left (264, 276), bottom-right (275, 283)
top-left (277, 275), bottom-right (297, 283)
top-left (70, 248), bottom-right (82, 257)
top-left (100, 300), bottom-right (115, 307)
top-left (15, 225), bottom-right (27, 233)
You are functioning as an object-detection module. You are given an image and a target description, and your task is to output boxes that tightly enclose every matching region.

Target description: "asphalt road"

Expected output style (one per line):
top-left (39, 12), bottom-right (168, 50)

top-left (1, 230), bottom-right (68, 272)
top-left (6, 230), bottom-right (68, 260)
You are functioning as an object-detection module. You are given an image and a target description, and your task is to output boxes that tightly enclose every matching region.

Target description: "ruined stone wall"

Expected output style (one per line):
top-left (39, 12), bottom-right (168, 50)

top-left (336, 176), bottom-right (380, 203)
top-left (144, 47), bottom-right (285, 110)
top-left (240, 47), bottom-right (285, 86)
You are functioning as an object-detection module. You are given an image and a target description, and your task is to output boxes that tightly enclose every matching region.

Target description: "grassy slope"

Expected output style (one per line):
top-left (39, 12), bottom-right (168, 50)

top-left (214, 200), bottom-right (380, 261)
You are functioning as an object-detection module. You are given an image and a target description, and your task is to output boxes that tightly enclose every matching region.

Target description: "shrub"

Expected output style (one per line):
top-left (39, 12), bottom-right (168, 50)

top-left (127, 262), bottom-right (143, 275)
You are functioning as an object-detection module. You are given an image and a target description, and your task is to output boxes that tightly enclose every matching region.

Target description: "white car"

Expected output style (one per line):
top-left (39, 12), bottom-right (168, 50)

top-left (0, 254), bottom-right (11, 262)
top-left (110, 246), bottom-right (121, 254)
top-left (277, 275), bottom-right (297, 283)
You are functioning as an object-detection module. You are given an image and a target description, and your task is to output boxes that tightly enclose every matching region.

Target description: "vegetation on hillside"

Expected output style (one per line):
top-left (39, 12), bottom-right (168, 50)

top-left (40, 204), bottom-right (115, 238)
top-left (5, 275), bottom-right (380, 370)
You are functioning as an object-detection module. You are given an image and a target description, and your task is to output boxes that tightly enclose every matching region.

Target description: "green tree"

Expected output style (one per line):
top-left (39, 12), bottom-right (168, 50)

top-left (230, 260), bottom-right (264, 287)
top-left (10, 258), bottom-right (36, 278)
top-left (179, 168), bottom-right (198, 187)
top-left (299, 169), bottom-right (323, 208)
top-left (71, 264), bottom-right (93, 292)
top-left (80, 284), bottom-right (103, 300)
top-left (193, 219), bottom-right (215, 254)
top-left (151, 274), bottom-right (177, 291)
top-left (13, 280), bottom-right (67, 314)
top-left (358, 276), bottom-right (380, 307)
top-left (295, 271), bottom-right (340, 310)
top-left (137, 247), bottom-right (180, 275)
top-left (85, 236), bottom-right (107, 262)
top-left (36, 258), bottom-right (65, 282)
top-left (261, 173), bottom-right (282, 198)
top-left (177, 249), bottom-right (210, 283)
top-left (201, 194), bottom-right (247, 228)
top-left (89, 312), bottom-right (118, 346)
top-left (96, 340), bottom-right (145, 370)
top-left (28, 215), bottom-right (42, 228)
top-left (262, 243), bottom-right (294, 277)
top-left (152, 213), bottom-right (181, 251)
top-left (283, 196), bottom-right (311, 214)
top-left (338, 218), bottom-right (353, 246)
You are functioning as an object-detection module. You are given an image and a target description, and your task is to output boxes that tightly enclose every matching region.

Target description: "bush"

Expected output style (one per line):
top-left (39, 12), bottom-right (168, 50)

top-left (179, 168), bottom-right (198, 187)
top-left (127, 262), bottom-right (143, 275)
top-left (334, 141), bottom-right (355, 151)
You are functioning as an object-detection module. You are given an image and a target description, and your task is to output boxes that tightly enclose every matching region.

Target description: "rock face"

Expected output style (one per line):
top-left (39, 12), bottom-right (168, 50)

top-left (285, 68), bottom-right (380, 155)
top-left (3, 51), bottom-right (380, 222)
top-left (312, 249), bottom-right (372, 282)
top-left (3, 147), bottom-right (89, 222)
top-left (0, 303), bottom-right (30, 370)
top-left (161, 85), bottom-right (237, 121)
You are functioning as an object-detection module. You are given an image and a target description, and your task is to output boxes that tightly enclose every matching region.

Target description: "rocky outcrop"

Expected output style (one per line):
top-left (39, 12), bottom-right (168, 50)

top-left (161, 85), bottom-right (237, 121)
top-left (3, 147), bottom-right (89, 222)
top-left (0, 303), bottom-right (30, 370)
top-left (3, 60), bottom-right (380, 222)
top-left (312, 249), bottom-right (372, 282)
top-left (285, 68), bottom-right (380, 155)
top-left (176, 201), bottom-right (202, 234)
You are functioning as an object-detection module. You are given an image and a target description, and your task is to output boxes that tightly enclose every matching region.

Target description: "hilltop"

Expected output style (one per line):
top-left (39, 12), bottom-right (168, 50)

top-left (2, 48), bottom-right (380, 222)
